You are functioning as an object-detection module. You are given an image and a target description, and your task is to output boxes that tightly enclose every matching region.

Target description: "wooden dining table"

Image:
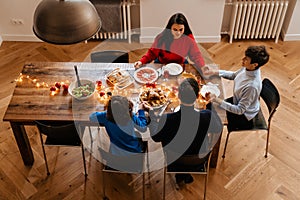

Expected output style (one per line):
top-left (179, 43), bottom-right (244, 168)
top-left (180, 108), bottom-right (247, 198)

top-left (3, 61), bottom-right (225, 167)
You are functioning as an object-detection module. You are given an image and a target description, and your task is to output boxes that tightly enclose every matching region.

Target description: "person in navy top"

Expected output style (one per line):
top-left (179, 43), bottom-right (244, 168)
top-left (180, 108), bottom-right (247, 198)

top-left (149, 78), bottom-right (222, 184)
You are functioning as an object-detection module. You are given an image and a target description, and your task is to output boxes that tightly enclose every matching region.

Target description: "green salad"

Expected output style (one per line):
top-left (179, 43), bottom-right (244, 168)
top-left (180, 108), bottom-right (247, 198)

top-left (72, 83), bottom-right (94, 98)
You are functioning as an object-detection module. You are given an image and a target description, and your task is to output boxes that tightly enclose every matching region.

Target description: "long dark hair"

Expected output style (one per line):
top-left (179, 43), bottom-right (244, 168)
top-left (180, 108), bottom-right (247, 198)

top-left (157, 13), bottom-right (193, 51)
top-left (106, 95), bottom-right (133, 125)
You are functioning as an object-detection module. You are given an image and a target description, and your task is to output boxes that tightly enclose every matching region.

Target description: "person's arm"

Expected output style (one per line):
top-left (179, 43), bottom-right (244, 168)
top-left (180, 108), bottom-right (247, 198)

top-left (216, 86), bottom-right (260, 115)
top-left (187, 34), bottom-right (205, 69)
top-left (134, 35), bottom-right (161, 69)
top-left (219, 68), bottom-right (244, 80)
top-left (89, 111), bottom-right (107, 125)
top-left (132, 110), bottom-right (148, 132)
top-left (149, 113), bottom-right (167, 143)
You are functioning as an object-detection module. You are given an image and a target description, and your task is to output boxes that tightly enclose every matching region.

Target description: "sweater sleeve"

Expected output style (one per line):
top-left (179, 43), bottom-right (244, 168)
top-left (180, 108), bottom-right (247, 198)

top-left (132, 110), bottom-right (148, 132)
top-left (89, 111), bottom-right (107, 124)
top-left (139, 36), bottom-right (161, 64)
top-left (219, 68), bottom-right (243, 80)
top-left (219, 86), bottom-right (259, 115)
top-left (187, 34), bottom-right (205, 69)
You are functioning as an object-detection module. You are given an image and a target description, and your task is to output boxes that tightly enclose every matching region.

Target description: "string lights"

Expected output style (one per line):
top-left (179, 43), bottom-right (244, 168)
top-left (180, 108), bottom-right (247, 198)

top-left (15, 73), bottom-right (70, 96)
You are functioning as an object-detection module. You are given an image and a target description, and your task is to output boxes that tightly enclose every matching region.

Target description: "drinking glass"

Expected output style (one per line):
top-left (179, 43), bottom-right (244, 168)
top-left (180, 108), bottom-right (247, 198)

top-left (163, 69), bottom-right (170, 81)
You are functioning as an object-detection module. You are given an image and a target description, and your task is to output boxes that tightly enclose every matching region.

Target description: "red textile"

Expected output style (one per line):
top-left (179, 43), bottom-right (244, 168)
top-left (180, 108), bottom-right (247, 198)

top-left (140, 34), bottom-right (205, 70)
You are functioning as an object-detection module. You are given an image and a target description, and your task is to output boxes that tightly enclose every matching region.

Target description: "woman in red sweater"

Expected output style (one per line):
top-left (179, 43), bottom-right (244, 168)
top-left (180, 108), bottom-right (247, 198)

top-left (134, 13), bottom-right (205, 73)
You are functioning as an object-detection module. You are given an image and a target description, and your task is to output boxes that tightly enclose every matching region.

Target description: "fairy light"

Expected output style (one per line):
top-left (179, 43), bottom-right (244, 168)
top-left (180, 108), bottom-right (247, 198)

top-left (15, 73), bottom-right (70, 96)
top-left (15, 73), bottom-right (49, 88)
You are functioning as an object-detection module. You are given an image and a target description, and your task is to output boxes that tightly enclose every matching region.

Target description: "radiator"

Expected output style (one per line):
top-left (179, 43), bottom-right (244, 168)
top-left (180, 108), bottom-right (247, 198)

top-left (228, 0), bottom-right (289, 43)
top-left (91, 0), bottom-right (133, 43)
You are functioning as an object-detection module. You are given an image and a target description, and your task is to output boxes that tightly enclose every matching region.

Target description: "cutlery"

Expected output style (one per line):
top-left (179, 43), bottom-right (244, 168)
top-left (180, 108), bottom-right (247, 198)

top-left (74, 65), bottom-right (82, 87)
top-left (158, 100), bottom-right (171, 116)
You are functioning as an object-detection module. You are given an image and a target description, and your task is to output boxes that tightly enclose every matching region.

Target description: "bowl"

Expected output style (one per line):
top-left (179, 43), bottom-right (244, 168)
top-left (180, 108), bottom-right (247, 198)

top-left (68, 79), bottom-right (95, 100)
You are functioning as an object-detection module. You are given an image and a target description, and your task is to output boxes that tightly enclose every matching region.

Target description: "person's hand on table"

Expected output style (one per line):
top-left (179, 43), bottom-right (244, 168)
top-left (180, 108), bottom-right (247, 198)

top-left (134, 61), bottom-right (142, 69)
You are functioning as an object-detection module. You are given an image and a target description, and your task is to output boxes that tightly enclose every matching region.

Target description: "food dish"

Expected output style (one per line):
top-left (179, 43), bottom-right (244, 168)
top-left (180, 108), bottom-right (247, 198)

top-left (200, 82), bottom-right (220, 97)
top-left (163, 63), bottom-right (183, 76)
top-left (105, 68), bottom-right (134, 89)
top-left (134, 67), bottom-right (158, 84)
top-left (139, 87), bottom-right (168, 108)
top-left (68, 79), bottom-right (95, 100)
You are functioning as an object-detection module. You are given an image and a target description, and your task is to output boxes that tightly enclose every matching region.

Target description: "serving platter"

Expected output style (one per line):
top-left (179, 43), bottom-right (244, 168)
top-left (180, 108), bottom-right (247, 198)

top-left (105, 68), bottom-right (134, 89)
top-left (139, 87), bottom-right (168, 109)
top-left (134, 66), bottom-right (158, 84)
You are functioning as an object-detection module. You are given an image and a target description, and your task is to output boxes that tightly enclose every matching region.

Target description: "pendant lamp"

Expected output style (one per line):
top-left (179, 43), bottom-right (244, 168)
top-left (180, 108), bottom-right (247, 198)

top-left (33, 0), bottom-right (101, 45)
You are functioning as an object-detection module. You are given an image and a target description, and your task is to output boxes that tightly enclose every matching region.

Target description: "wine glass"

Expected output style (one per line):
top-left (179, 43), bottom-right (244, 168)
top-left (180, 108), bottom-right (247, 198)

top-left (163, 69), bottom-right (170, 81)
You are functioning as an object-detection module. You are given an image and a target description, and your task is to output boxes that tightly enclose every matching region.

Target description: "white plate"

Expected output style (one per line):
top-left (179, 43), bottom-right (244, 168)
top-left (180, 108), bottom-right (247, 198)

top-left (134, 66), bottom-right (158, 84)
top-left (163, 63), bottom-right (183, 76)
top-left (200, 82), bottom-right (220, 97)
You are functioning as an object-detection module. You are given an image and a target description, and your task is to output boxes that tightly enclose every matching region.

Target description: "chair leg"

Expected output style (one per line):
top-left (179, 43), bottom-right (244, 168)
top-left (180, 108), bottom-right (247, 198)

top-left (145, 143), bottom-right (151, 186)
top-left (222, 131), bottom-right (231, 158)
top-left (142, 172), bottom-right (145, 200)
top-left (38, 132), bottom-right (50, 175)
top-left (265, 128), bottom-right (271, 158)
top-left (102, 164), bottom-right (107, 200)
top-left (204, 153), bottom-right (212, 200)
top-left (204, 174), bottom-right (208, 200)
top-left (163, 166), bottom-right (166, 200)
top-left (88, 126), bottom-right (93, 153)
top-left (81, 144), bottom-right (88, 177)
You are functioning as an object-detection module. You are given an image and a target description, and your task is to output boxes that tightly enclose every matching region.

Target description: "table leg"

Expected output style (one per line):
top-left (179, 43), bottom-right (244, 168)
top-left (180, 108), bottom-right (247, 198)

top-left (210, 134), bottom-right (222, 168)
top-left (10, 122), bottom-right (34, 166)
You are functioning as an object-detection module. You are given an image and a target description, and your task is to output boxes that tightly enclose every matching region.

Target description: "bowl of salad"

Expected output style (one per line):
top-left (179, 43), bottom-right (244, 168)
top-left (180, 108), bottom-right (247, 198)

top-left (68, 79), bottom-right (95, 100)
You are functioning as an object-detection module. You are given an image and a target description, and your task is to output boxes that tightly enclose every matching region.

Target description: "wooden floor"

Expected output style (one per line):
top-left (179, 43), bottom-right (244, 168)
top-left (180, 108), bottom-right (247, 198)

top-left (0, 37), bottom-right (299, 200)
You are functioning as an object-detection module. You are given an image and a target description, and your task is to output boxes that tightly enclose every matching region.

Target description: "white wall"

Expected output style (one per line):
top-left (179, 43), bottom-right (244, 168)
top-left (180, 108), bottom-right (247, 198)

top-left (282, 0), bottom-right (300, 41)
top-left (0, 0), bottom-right (41, 42)
top-left (1, 0), bottom-right (299, 44)
top-left (139, 0), bottom-right (225, 43)
top-left (220, 0), bottom-right (300, 42)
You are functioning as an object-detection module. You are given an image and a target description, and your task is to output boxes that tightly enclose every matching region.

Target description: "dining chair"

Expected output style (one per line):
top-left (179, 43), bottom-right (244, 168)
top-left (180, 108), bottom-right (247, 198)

top-left (90, 50), bottom-right (129, 63)
top-left (222, 78), bottom-right (280, 158)
top-left (99, 140), bottom-right (149, 200)
top-left (35, 120), bottom-right (87, 176)
top-left (162, 150), bottom-right (213, 200)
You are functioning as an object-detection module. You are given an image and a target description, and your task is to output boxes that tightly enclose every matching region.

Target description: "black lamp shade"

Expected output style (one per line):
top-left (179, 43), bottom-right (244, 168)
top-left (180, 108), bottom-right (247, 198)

top-left (33, 0), bottom-right (101, 44)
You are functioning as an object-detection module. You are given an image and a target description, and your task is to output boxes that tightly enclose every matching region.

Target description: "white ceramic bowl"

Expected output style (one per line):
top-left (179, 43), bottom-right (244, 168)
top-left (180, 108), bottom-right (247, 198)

top-left (68, 79), bottom-right (95, 100)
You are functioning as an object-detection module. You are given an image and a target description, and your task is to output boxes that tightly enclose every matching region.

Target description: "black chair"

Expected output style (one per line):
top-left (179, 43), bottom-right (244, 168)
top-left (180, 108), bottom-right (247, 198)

top-left (99, 140), bottom-right (149, 200)
top-left (90, 50), bottom-right (129, 63)
top-left (163, 150), bottom-right (213, 200)
top-left (222, 78), bottom-right (280, 158)
top-left (35, 121), bottom-right (87, 176)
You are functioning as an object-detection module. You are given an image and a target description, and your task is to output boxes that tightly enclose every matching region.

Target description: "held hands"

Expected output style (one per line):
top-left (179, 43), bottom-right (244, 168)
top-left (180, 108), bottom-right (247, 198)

top-left (134, 61), bottom-right (142, 69)
top-left (202, 65), bottom-right (219, 77)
